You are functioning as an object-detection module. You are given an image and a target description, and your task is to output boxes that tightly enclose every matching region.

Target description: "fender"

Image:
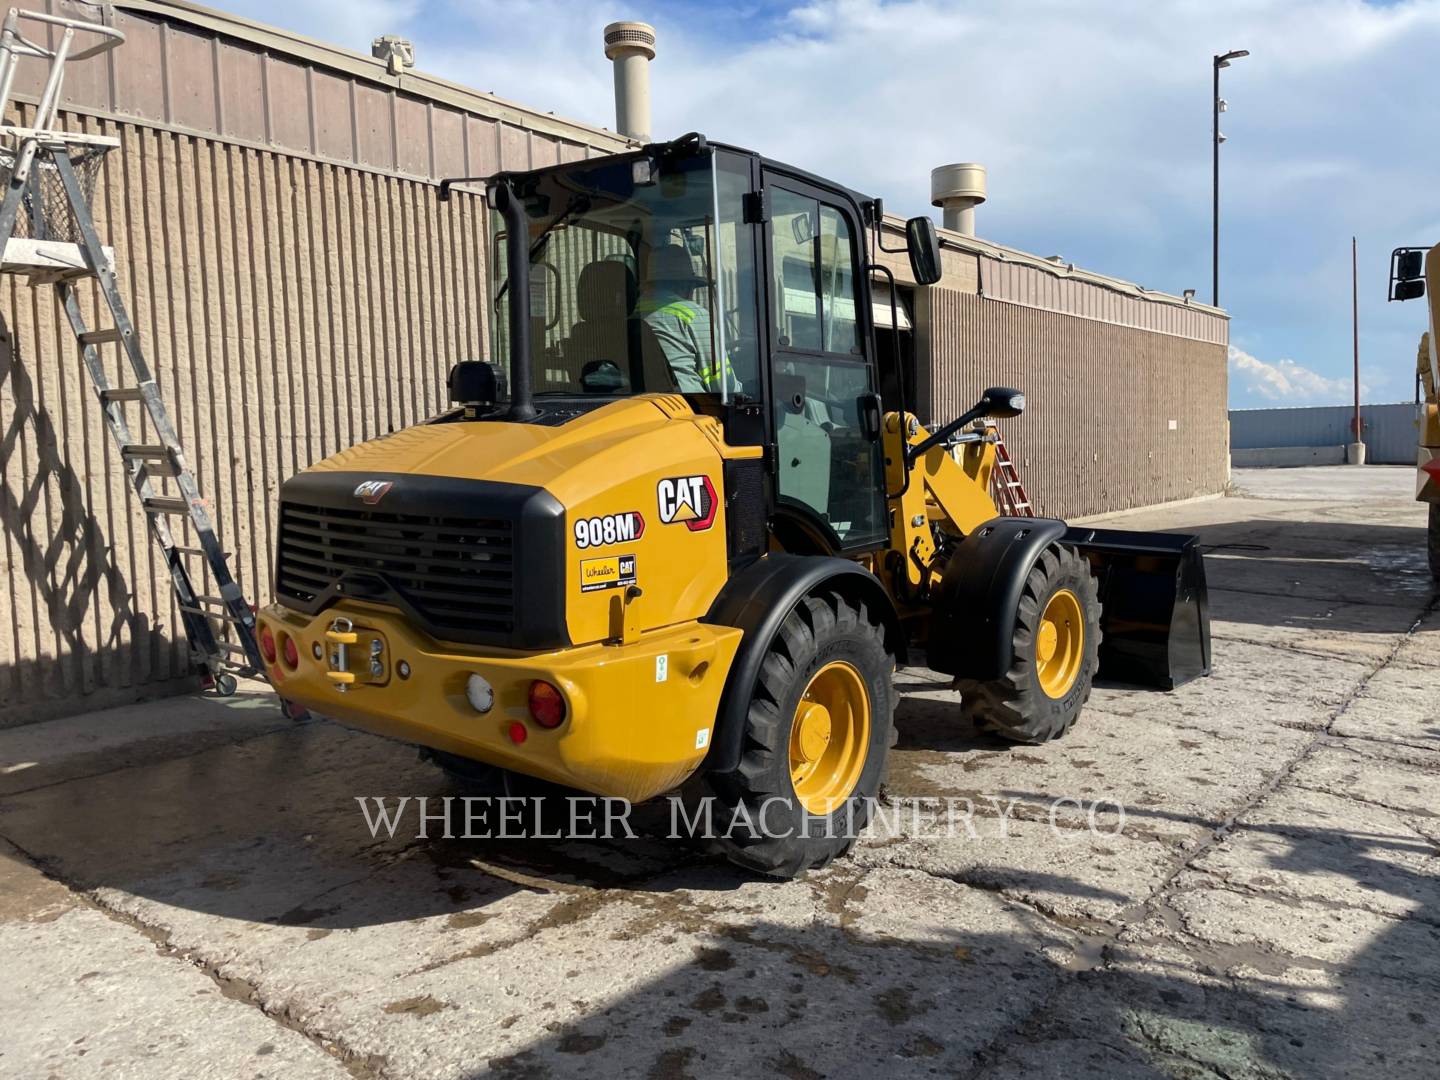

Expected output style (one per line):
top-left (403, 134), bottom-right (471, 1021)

top-left (928, 516), bottom-right (1068, 682)
top-left (700, 555), bottom-right (905, 775)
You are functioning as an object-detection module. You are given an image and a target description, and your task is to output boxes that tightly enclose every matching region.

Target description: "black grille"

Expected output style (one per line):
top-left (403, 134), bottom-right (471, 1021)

top-left (276, 502), bottom-right (515, 636)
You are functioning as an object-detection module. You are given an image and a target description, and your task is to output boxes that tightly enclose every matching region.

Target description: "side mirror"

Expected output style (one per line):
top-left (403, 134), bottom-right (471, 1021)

top-left (1390, 246), bottom-right (1429, 302)
top-left (979, 386), bottom-right (1026, 419)
top-left (905, 216), bottom-right (942, 286)
top-left (448, 360), bottom-right (497, 406)
top-left (904, 384), bottom-right (1025, 466)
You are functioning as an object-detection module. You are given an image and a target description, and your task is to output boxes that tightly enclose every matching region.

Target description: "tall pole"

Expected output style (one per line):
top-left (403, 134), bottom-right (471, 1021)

top-left (1353, 235), bottom-right (1361, 445)
top-left (1212, 50), bottom-right (1248, 308)
top-left (1212, 60), bottom-right (1220, 307)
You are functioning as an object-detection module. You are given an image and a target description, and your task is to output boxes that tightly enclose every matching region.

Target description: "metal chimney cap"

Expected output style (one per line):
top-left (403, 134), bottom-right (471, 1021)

top-left (604, 21), bottom-right (657, 61)
top-left (930, 163), bottom-right (988, 207)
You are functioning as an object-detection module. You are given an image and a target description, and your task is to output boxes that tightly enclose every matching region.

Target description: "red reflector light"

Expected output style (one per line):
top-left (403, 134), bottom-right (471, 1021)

top-left (259, 625), bottom-right (277, 664)
top-left (527, 680), bottom-right (566, 728)
top-left (282, 635), bottom-right (299, 669)
top-left (508, 721), bottom-right (528, 744)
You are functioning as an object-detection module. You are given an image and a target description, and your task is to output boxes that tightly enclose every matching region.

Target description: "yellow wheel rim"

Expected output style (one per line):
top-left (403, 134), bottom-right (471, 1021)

top-left (789, 660), bottom-right (871, 815)
top-left (1036, 588), bottom-right (1084, 699)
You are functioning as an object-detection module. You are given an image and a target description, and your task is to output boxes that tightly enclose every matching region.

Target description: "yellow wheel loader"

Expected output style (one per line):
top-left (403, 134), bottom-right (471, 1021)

top-left (1388, 244), bottom-right (1440, 580)
top-left (258, 133), bottom-right (1210, 877)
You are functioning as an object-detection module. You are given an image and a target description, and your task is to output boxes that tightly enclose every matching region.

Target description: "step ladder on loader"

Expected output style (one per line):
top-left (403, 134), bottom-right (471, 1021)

top-left (0, 9), bottom-right (262, 694)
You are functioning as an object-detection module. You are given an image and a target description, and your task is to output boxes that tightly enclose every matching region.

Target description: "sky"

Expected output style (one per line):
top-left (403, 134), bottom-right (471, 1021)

top-left (224, 0), bottom-right (1440, 410)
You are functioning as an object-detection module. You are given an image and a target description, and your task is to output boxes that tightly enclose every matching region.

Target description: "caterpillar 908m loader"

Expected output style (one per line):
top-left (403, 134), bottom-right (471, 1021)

top-left (257, 133), bottom-right (1210, 877)
top-left (1387, 244), bottom-right (1440, 580)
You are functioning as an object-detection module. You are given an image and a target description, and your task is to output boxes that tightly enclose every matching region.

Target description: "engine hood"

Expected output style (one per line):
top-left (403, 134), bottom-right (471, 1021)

top-left (302, 395), bottom-right (711, 503)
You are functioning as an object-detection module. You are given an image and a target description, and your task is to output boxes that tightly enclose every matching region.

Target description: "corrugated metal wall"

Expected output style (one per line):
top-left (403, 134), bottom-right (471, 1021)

top-left (0, 1), bottom-right (628, 727)
top-left (0, 103), bottom-right (490, 724)
top-left (980, 257), bottom-right (1226, 346)
top-left (1230, 403), bottom-right (1418, 465)
top-left (918, 290), bottom-right (1229, 519)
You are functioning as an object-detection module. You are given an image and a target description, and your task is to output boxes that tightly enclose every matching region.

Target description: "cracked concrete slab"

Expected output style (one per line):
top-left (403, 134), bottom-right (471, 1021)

top-left (0, 470), bottom-right (1436, 1079)
top-left (0, 843), bottom-right (351, 1080)
top-left (852, 810), bottom-right (1175, 924)
top-left (1206, 586), bottom-right (1422, 664)
top-left (1287, 740), bottom-right (1440, 819)
top-left (1330, 661), bottom-right (1440, 752)
top-left (1188, 781), bottom-right (1440, 922)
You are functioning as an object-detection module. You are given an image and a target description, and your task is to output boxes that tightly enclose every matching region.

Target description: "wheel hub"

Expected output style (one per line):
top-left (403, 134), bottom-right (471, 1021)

top-left (788, 660), bottom-right (871, 815)
top-left (1036, 588), bottom-right (1084, 700)
top-left (1036, 621), bottom-right (1059, 663)
top-left (795, 701), bottom-right (832, 762)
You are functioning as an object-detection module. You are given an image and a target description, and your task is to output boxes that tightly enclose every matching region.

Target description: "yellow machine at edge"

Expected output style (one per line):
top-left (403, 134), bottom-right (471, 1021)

top-left (1388, 243), bottom-right (1440, 580)
top-left (259, 134), bottom-right (1211, 877)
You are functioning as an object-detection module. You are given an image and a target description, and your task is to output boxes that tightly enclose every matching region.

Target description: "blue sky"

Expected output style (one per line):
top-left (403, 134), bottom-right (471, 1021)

top-left (228, 0), bottom-right (1440, 409)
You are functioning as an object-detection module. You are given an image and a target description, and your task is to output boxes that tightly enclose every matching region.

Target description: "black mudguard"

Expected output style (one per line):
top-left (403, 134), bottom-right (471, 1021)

top-left (927, 516), bottom-right (1069, 682)
top-left (700, 555), bottom-right (904, 775)
top-left (1064, 526), bottom-right (1212, 690)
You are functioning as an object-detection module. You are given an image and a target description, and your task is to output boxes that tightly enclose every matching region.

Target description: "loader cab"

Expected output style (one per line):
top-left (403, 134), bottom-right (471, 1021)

top-left (474, 135), bottom-right (938, 558)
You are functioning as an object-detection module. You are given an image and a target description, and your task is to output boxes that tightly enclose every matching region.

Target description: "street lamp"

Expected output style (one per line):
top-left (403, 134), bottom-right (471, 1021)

top-left (1213, 48), bottom-right (1248, 307)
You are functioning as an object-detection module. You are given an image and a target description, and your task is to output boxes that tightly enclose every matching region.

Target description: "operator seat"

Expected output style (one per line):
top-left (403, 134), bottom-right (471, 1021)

top-left (566, 260), bottom-right (638, 388)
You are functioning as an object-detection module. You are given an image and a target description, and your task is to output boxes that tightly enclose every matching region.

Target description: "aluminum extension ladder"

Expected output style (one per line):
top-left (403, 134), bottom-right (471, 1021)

top-left (0, 8), bottom-right (262, 693)
top-left (988, 423), bottom-right (1034, 516)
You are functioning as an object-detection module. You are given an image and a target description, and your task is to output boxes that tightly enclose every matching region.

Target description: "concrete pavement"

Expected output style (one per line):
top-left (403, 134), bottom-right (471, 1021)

top-left (1, 467), bottom-right (1436, 1079)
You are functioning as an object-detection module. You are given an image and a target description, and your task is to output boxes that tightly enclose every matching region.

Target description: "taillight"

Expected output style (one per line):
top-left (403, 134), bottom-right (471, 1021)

top-left (282, 635), bottom-right (299, 669)
top-left (527, 680), bottom-right (566, 728)
top-left (259, 625), bottom-right (277, 664)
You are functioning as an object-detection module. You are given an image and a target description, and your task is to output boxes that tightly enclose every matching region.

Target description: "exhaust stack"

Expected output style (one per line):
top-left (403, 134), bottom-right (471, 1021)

top-left (930, 163), bottom-right (987, 236)
top-left (603, 21), bottom-right (657, 143)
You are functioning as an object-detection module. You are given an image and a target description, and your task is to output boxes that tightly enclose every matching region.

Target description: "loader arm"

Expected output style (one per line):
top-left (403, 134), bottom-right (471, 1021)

top-left (882, 411), bottom-right (1002, 591)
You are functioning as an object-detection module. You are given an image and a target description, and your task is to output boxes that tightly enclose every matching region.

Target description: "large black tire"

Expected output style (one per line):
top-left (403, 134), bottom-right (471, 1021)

top-left (426, 749), bottom-right (576, 837)
top-left (694, 590), bottom-right (896, 878)
top-left (1429, 504), bottom-right (1440, 583)
top-left (963, 543), bottom-right (1101, 744)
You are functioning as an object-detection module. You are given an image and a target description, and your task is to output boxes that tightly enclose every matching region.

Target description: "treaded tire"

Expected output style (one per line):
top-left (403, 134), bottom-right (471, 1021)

top-left (1429, 504), bottom-right (1440, 583)
top-left (427, 750), bottom-right (576, 836)
top-left (695, 590), bottom-right (896, 879)
top-left (964, 543), bottom-right (1101, 744)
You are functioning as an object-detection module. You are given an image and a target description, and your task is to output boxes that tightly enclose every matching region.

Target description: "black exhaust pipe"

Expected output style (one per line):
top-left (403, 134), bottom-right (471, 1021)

top-left (493, 181), bottom-right (536, 421)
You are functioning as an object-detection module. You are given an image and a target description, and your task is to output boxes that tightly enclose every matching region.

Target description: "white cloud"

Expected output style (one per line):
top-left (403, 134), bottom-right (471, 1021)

top-left (226, 0), bottom-right (420, 41)
top-left (1228, 345), bottom-right (1359, 405)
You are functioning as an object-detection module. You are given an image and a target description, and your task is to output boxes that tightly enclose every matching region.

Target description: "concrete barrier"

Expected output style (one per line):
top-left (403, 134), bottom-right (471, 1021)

top-left (1230, 445), bottom-right (1347, 468)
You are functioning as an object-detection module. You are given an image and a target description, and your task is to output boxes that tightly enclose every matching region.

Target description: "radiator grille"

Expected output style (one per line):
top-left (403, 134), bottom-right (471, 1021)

top-left (275, 502), bottom-right (514, 635)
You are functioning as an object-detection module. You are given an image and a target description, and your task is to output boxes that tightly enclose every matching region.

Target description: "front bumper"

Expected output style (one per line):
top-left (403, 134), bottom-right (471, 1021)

top-left (258, 601), bottom-right (742, 803)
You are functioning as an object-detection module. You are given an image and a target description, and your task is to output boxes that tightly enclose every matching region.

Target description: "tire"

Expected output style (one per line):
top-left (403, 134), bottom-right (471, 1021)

top-left (213, 672), bottom-right (238, 697)
top-left (963, 543), bottom-right (1101, 744)
top-left (426, 749), bottom-right (575, 837)
top-left (694, 590), bottom-right (896, 879)
top-left (1429, 504), bottom-right (1440, 583)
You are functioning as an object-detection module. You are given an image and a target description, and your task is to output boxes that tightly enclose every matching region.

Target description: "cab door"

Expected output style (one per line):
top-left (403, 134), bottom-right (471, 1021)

top-left (762, 175), bottom-right (886, 552)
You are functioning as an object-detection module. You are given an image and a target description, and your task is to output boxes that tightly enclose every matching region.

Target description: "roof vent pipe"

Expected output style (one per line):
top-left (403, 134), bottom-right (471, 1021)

top-left (603, 21), bottom-right (656, 143)
top-left (930, 163), bottom-right (987, 236)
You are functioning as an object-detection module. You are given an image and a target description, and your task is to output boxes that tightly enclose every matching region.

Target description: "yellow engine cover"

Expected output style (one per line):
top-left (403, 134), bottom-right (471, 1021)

top-left (297, 395), bottom-right (752, 645)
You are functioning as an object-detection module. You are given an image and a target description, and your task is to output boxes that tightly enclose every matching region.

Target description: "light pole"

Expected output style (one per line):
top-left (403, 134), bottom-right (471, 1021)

top-left (1213, 48), bottom-right (1249, 307)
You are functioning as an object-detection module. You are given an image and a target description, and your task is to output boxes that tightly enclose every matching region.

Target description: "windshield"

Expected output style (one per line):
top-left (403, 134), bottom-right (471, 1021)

top-left (487, 149), bottom-right (759, 403)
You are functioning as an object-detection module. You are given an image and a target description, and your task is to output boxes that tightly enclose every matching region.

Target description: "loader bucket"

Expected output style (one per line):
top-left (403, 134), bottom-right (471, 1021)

top-left (1063, 526), bottom-right (1211, 690)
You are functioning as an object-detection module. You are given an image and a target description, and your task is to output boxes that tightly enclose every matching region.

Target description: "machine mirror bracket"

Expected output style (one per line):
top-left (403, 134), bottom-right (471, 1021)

top-left (1389, 245), bottom-right (1429, 302)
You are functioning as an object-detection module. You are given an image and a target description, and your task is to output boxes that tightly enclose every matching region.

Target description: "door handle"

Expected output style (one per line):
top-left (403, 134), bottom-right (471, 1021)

top-left (858, 392), bottom-right (883, 441)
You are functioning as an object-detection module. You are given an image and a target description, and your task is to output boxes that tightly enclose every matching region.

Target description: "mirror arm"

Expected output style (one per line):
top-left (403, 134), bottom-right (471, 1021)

top-left (906, 403), bottom-right (985, 468)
